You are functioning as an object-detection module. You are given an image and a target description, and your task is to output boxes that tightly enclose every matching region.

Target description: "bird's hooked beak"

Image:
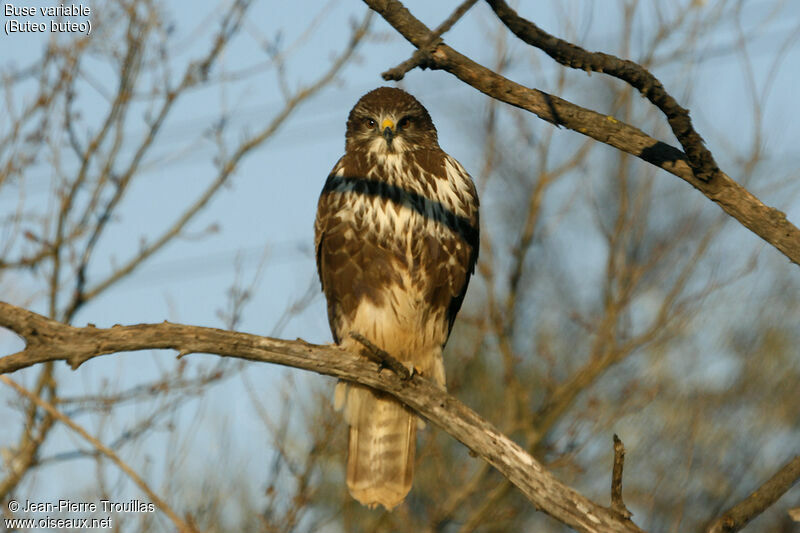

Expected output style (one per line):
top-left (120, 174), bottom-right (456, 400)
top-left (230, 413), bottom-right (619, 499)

top-left (381, 118), bottom-right (395, 145)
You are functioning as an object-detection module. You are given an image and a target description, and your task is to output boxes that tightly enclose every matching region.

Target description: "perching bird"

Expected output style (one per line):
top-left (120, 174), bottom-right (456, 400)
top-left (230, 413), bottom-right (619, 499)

top-left (314, 87), bottom-right (479, 510)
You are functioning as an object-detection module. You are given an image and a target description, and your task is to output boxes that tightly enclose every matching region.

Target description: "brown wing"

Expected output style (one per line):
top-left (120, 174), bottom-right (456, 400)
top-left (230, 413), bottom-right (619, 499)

top-left (442, 155), bottom-right (479, 336)
top-left (412, 151), bottom-right (480, 340)
top-left (314, 154), bottom-right (404, 343)
top-left (314, 156), bottom-right (351, 344)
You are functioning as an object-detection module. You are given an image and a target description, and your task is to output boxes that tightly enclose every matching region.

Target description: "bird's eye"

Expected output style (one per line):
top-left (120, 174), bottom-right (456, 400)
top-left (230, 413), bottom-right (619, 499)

top-left (364, 118), bottom-right (377, 128)
top-left (397, 117), bottom-right (410, 129)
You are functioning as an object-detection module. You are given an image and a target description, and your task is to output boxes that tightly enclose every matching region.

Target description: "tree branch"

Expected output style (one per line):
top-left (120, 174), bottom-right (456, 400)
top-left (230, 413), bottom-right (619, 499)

top-left (0, 301), bottom-right (642, 533)
top-left (0, 375), bottom-right (197, 533)
top-left (382, 0), bottom-right (477, 81)
top-left (485, 0), bottom-right (719, 183)
top-left (363, 0), bottom-right (800, 267)
top-left (610, 434), bottom-right (632, 519)
top-left (706, 455), bottom-right (800, 533)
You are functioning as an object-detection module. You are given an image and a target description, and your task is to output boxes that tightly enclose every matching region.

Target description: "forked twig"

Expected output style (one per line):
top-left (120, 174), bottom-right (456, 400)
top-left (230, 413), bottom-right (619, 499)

top-left (382, 0), bottom-right (477, 81)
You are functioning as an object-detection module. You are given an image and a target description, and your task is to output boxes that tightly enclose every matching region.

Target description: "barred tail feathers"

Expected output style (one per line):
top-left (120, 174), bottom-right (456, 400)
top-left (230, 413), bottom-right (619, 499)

top-left (338, 383), bottom-right (415, 510)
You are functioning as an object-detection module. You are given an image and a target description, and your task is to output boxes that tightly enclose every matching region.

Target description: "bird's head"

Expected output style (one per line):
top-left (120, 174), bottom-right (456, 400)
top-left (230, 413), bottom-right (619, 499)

top-left (345, 87), bottom-right (438, 155)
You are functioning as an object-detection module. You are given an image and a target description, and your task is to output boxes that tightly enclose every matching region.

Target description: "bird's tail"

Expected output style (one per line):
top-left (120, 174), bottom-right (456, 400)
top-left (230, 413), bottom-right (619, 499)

top-left (335, 383), bottom-right (415, 510)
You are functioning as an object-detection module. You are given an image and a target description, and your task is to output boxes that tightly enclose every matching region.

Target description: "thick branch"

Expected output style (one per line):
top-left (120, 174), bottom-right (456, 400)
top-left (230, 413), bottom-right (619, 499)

top-left (706, 455), bottom-right (800, 533)
top-left (485, 0), bottom-right (719, 182)
top-left (0, 301), bottom-right (642, 533)
top-left (363, 0), bottom-right (800, 267)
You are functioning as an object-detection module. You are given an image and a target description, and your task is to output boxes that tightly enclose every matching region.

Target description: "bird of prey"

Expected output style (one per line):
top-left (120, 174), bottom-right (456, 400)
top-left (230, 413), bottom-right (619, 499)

top-left (314, 87), bottom-right (479, 510)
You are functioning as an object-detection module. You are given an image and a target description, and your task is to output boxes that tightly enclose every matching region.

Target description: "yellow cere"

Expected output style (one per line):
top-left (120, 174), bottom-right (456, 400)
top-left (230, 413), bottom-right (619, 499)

top-left (381, 118), bottom-right (395, 130)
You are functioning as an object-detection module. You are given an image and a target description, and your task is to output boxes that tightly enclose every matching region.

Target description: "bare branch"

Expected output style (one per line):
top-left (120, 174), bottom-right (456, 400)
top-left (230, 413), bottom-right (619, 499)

top-left (485, 0), bottom-right (718, 183)
top-left (0, 301), bottom-right (643, 533)
top-left (382, 0), bottom-right (477, 81)
top-left (0, 375), bottom-right (196, 533)
top-left (61, 8), bottom-right (372, 320)
top-left (363, 0), bottom-right (800, 266)
top-left (610, 434), bottom-right (632, 519)
top-left (706, 455), bottom-right (800, 533)
top-left (0, 366), bottom-right (55, 500)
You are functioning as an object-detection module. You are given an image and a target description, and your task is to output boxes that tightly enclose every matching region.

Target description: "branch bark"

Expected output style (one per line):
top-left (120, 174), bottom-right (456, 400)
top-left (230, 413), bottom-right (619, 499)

top-left (485, 0), bottom-right (719, 182)
top-left (610, 434), bottom-right (633, 519)
top-left (363, 0), bottom-right (800, 267)
top-left (706, 455), bottom-right (800, 533)
top-left (0, 301), bottom-right (642, 533)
